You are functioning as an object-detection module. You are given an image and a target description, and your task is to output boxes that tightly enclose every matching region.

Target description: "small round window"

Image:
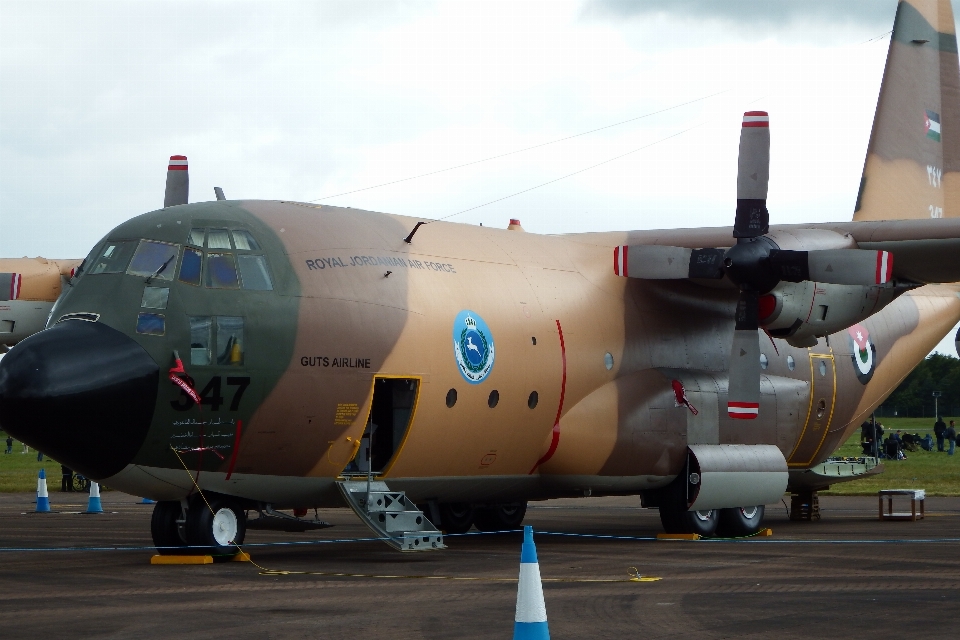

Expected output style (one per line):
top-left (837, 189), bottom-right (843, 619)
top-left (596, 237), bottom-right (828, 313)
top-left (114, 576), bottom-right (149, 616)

top-left (759, 353), bottom-right (768, 369)
top-left (604, 352), bottom-right (614, 370)
top-left (819, 360), bottom-right (827, 377)
top-left (445, 388), bottom-right (457, 408)
top-left (528, 391), bottom-right (539, 409)
top-left (488, 390), bottom-right (500, 408)
top-left (787, 355), bottom-right (796, 371)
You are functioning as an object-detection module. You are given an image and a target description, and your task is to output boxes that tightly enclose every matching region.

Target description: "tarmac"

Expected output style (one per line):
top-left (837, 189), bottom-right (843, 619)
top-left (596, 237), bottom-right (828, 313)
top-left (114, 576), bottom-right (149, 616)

top-left (2, 491), bottom-right (960, 639)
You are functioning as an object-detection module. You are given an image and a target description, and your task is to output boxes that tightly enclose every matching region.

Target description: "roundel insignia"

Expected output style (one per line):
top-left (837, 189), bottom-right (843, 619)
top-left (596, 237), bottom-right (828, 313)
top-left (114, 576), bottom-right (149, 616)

top-left (847, 323), bottom-right (876, 384)
top-left (452, 310), bottom-right (495, 384)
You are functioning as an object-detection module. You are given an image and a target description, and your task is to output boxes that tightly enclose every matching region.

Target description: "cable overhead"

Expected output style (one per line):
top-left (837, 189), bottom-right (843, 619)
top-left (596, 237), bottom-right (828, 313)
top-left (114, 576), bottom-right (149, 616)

top-left (307, 90), bottom-right (727, 203)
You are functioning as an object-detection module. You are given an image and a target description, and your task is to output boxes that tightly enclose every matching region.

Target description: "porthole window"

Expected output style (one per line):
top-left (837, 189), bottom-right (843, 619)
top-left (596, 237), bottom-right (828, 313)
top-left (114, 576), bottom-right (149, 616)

top-left (604, 352), bottom-right (614, 370)
top-left (136, 312), bottom-right (165, 336)
top-left (787, 355), bottom-right (796, 371)
top-left (528, 391), bottom-right (539, 409)
top-left (446, 388), bottom-right (457, 408)
top-left (488, 390), bottom-right (500, 408)
top-left (760, 353), bottom-right (768, 369)
top-left (531, 337), bottom-right (537, 346)
top-left (819, 360), bottom-right (827, 377)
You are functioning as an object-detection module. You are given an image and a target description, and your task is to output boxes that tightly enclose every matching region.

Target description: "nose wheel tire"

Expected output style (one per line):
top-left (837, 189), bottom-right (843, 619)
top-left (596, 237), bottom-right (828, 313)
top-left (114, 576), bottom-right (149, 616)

top-left (716, 505), bottom-right (765, 537)
top-left (151, 501), bottom-right (187, 555)
top-left (659, 507), bottom-right (719, 537)
top-left (184, 496), bottom-right (247, 558)
top-left (437, 502), bottom-right (475, 534)
top-left (473, 502), bottom-right (528, 532)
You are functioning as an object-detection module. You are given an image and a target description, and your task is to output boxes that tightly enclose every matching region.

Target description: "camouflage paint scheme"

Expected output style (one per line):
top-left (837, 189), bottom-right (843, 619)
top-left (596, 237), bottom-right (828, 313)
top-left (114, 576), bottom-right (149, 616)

top-left (0, 257), bottom-right (81, 346)
top-left (6, 0), bottom-right (960, 512)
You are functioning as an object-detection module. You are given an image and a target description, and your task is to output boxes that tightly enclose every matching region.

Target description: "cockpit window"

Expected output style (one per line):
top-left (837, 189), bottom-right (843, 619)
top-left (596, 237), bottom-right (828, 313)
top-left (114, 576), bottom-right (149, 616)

top-left (126, 240), bottom-right (180, 280)
top-left (89, 241), bottom-right (137, 275)
top-left (189, 316), bottom-right (212, 365)
top-left (217, 316), bottom-right (244, 365)
top-left (232, 230), bottom-right (261, 251)
top-left (237, 255), bottom-right (273, 290)
top-left (188, 228), bottom-right (205, 247)
top-left (179, 247), bottom-right (202, 286)
top-left (205, 252), bottom-right (240, 289)
top-left (207, 229), bottom-right (233, 250)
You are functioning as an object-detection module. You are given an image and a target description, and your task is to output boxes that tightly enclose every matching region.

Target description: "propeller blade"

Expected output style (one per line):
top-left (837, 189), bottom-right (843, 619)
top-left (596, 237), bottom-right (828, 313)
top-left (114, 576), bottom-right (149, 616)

top-left (727, 289), bottom-right (761, 420)
top-left (733, 112), bottom-right (770, 239)
top-left (769, 249), bottom-right (893, 286)
top-left (163, 155), bottom-right (189, 208)
top-left (613, 245), bottom-right (725, 279)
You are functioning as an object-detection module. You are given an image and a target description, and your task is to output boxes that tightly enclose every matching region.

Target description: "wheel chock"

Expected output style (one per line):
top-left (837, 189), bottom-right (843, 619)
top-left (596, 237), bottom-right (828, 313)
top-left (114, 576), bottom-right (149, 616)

top-left (758, 528), bottom-right (773, 536)
top-left (231, 552), bottom-right (251, 562)
top-left (656, 533), bottom-right (700, 541)
top-left (150, 555), bottom-right (213, 565)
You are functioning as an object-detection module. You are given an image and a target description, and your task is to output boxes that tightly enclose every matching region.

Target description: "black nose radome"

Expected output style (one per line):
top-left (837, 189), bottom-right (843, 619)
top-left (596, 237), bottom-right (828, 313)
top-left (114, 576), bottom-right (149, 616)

top-left (0, 320), bottom-right (159, 479)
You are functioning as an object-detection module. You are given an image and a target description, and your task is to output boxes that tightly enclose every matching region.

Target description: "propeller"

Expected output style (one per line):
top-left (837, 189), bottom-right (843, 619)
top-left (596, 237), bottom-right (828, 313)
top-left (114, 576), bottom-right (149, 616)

top-left (163, 155), bottom-right (189, 208)
top-left (614, 112), bottom-right (893, 420)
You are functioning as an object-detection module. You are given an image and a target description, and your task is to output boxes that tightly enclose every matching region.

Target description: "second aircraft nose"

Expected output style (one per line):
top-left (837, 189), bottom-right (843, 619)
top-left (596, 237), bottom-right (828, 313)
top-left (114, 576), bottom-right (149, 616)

top-left (0, 319), bottom-right (159, 479)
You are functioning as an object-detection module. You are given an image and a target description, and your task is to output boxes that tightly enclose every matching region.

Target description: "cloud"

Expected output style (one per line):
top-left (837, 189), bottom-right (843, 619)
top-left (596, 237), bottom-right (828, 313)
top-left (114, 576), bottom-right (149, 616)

top-left (582, 0), bottom-right (900, 27)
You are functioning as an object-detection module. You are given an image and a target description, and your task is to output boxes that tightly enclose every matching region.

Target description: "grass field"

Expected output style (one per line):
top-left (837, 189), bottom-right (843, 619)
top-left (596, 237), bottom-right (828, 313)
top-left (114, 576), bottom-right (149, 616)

top-left (3, 418), bottom-right (959, 494)
top-left (0, 433), bottom-right (67, 492)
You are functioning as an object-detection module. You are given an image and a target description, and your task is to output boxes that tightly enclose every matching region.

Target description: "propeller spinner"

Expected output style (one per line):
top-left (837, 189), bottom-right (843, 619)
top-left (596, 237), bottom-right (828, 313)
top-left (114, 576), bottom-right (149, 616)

top-left (614, 112), bottom-right (893, 420)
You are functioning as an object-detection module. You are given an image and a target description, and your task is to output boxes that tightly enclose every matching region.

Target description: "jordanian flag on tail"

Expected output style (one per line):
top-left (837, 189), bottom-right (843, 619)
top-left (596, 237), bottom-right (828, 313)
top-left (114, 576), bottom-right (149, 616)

top-left (925, 110), bottom-right (941, 142)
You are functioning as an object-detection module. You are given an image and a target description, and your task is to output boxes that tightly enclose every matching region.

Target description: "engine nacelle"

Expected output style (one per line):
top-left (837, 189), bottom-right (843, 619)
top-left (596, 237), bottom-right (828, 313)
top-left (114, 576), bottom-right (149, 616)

top-left (759, 280), bottom-right (899, 347)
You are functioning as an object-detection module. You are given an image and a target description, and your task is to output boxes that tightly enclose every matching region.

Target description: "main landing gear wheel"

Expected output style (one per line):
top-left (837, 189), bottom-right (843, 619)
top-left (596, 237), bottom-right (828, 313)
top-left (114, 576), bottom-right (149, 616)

top-left (716, 505), bottom-right (765, 537)
top-left (659, 507), bottom-right (719, 537)
top-left (151, 501), bottom-right (187, 555)
top-left (473, 502), bottom-right (528, 532)
top-left (437, 502), bottom-right (475, 534)
top-left (185, 495), bottom-right (247, 559)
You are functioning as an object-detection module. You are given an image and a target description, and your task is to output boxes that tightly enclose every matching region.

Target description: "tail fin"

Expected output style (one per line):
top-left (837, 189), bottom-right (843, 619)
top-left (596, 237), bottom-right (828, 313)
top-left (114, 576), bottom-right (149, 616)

top-left (854, 0), bottom-right (959, 221)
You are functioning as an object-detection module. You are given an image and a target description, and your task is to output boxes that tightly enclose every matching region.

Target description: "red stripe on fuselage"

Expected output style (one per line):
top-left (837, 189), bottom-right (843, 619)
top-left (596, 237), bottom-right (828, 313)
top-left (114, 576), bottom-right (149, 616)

top-left (530, 320), bottom-right (567, 474)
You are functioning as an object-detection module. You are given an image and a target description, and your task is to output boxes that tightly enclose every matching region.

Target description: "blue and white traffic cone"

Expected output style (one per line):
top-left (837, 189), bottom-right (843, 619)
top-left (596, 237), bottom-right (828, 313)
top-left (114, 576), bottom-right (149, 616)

top-left (513, 525), bottom-right (549, 640)
top-left (85, 482), bottom-right (103, 514)
top-left (35, 469), bottom-right (50, 513)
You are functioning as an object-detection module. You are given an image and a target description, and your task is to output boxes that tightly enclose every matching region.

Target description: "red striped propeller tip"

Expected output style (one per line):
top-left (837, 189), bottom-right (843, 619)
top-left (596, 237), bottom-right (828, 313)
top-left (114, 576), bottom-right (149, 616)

top-left (168, 155), bottom-right (188, 170)
top-left (742, 112), bottom-right (769, 128)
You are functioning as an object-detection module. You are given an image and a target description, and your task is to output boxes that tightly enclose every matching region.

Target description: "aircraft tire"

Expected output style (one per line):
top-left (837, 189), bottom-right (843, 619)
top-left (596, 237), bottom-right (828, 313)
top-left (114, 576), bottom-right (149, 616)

top-left (716, 505), bottom-right (765, 538)
top-left (437, 502), bottom-right (475, 534)
top-left (151, 500), bottom-right (186, 555)
top-left (473, 502), bottom-right (528, 532)
top-left (659, 507), bottom-right (719, 537)
top-left (184, 495), bottom-right (247, 558)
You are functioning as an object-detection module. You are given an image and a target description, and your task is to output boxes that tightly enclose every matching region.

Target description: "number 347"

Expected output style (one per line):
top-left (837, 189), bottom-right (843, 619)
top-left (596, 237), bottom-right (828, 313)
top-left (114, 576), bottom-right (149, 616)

top-left (171, 376), bottom-right (250, 411)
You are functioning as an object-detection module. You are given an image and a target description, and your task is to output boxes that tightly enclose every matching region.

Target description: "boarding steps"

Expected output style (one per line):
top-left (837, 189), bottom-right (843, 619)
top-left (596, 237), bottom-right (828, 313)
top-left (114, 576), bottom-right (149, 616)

top-left (336, 479), bottom-right (445, 552)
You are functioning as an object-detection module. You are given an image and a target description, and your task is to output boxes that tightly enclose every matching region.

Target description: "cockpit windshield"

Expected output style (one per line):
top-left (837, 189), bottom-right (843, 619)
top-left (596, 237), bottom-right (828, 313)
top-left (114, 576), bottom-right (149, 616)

top-left (126, 240), bottom-right (180, 280)
top-left (89, 241), bottom-right (137, 275)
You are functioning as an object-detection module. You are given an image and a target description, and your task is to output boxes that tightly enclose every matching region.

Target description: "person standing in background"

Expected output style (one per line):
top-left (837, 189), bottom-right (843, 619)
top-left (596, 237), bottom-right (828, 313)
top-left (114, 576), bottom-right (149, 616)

top-left (945, 421), bottom-right (957, 456)
top-left (934, 416), bottom-right (947, 452)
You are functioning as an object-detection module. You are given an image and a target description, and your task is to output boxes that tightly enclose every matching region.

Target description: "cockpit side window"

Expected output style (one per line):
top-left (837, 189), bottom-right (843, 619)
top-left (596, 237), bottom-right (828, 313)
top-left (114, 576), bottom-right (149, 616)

top-left (126, 240), bottom-right (180, 281)
top-left (206, 253), bottom-right (240, 289)
top-left (207, 229), bottom-right (233, 250)
top-left (179, 247), bottom-right (203, 286)
top-left (89, 241), bottom-right (137, 275)
top-left (216, 316), bottom-right (244, 365)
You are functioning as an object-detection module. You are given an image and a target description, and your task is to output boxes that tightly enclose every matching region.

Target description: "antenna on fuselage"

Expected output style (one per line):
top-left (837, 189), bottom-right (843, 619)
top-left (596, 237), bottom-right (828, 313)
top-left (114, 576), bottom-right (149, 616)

top-left (403, 221), bottom-right (427, 244)
top-left (214, 187), bottom-right (226, 201)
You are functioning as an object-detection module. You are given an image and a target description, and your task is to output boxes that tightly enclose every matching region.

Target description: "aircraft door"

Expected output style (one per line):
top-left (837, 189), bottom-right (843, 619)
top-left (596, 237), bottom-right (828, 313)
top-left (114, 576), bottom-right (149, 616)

top-left (344, 377), bottom-right (419, 476)
top-left (787, 351), bottom-right (836, 467)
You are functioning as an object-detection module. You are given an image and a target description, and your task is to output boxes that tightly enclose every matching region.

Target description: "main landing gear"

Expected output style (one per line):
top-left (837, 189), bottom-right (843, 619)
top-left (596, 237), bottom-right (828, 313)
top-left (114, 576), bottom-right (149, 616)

top-left (658, 504), bottom-right (766, 537)
top-left (429, 501), bottom-right (528, 534)
top-left (151, 493), bottom-right (247, 558)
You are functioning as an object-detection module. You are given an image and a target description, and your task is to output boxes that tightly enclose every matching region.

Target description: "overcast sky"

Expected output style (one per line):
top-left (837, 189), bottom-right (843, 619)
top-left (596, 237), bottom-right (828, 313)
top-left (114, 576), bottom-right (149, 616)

top-left (1, 0), bottom-right (957, 354)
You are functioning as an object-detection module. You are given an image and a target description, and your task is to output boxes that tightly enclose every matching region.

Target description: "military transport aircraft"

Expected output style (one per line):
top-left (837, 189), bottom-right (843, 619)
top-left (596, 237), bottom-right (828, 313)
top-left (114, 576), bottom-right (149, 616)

top-left (0, 0), bottom-right (959, 556)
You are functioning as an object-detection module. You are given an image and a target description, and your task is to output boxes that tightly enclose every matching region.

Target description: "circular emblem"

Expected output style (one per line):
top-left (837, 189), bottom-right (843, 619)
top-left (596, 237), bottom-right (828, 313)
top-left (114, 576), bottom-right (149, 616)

top-left (453, 310), bottom-right (495, 384)
top-left (847, 323), bottom-right (876, 384)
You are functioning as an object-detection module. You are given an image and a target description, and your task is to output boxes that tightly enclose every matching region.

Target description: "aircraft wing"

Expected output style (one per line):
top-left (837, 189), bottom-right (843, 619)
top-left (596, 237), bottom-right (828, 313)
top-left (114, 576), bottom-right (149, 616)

top-left (573, 217), bottom-right (960, 285)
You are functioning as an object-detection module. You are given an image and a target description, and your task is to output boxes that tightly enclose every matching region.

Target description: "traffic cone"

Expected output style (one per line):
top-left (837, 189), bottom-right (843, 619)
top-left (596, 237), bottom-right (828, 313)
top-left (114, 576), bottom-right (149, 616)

top-left (513, 525), bottom-right (549, 640)
top-left (85, 482), bottom-right (103, 514)
top-left (35, 469), bottom-right (50, 513)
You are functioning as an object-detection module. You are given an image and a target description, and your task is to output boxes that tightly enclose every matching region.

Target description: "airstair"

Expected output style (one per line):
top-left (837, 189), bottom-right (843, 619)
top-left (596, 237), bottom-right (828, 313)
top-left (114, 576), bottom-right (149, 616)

top-left (336, 479), bottom-right (445, 552)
